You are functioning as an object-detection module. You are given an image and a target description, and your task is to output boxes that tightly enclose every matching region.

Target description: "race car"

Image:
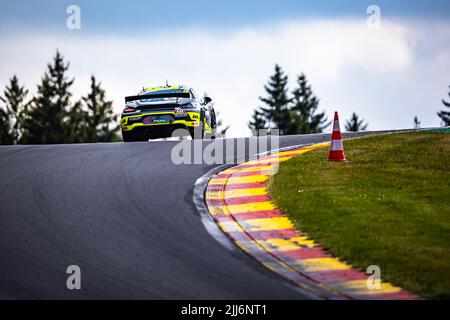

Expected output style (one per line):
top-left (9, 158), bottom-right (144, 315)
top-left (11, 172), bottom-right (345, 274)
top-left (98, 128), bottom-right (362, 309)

top-left (120, 85), bottom-right (217, 142)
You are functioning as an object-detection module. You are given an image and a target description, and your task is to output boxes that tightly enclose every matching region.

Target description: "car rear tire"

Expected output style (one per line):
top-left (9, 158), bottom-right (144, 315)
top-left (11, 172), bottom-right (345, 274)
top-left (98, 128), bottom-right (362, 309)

top-left (209, 128), bottom-right (217, 140)
top-left (189, 126), bottom-right (204, 140)
top-left (122, 130), bottom-right (148, 142)
top-left (189, 113), bottom-right (205, 139)
top-left (204, 130), bottom-right (216, 140)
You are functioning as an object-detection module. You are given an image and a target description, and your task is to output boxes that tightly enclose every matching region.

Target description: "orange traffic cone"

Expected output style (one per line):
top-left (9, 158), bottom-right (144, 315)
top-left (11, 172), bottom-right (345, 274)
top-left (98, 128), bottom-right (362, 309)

top-left (328, 111), bottom-right (347, 162)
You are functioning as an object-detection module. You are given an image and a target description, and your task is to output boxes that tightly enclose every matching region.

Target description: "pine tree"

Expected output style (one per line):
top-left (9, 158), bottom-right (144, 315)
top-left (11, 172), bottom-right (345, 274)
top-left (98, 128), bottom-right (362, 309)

top-left (414, 116), bottom-right (421, 129)
top-left (437, 85), bottom-right (450, 126)
top-left (79, 76), bottom-right (118, 142)
top-left (289, 73), bottom-right (329, 134)
top-left (66, 100), bottom-right (88, 143)
top-left (0, 105), bottom-right (13, 144)
top-left (259, 64), bottom-right (291, 134)
top-left (345, 112), bottom-right (368, 132)
top-left (248, 108), bottom-right (267, 135)
top-left (21, 51), bottom-right (76, 144)
top-left (0, 75), bottom-right (29, 144)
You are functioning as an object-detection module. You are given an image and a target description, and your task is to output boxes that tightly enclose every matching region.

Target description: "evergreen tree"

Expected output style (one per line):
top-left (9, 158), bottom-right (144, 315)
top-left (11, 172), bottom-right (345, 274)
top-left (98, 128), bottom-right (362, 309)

top-left (437, 85), bottom-right (450, 126)
top-left (248, 108), bottom-right (267, 135)
top-left (259, 64), bottom-right (291, 134)
top-left (66, 100), bottom-right (88, 143)
top-left (345, 112), bottom-right (368, 132)
top-left (289, 73), bottom-right (329, 134)
top-left (414, 116), bottom-right (421, 129)
top-left (79, 76), bottom-right (118, 142)
top-left (21, 51), bottom-right (76, 144)
top-left (0, 75), bottom-right (29, 144)
top-left (0, 105), bottom-right (13, 144)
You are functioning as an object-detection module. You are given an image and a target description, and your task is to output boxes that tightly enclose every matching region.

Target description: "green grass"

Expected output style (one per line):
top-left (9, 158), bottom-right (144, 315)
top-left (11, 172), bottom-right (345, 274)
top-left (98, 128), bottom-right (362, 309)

top-left (270, 132), bottom-right (450, 299)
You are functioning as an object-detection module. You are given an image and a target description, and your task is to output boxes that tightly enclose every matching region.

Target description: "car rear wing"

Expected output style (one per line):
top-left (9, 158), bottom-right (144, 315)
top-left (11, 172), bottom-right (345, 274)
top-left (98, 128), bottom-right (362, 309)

top-left (125, 92), bottom-right (190, 103)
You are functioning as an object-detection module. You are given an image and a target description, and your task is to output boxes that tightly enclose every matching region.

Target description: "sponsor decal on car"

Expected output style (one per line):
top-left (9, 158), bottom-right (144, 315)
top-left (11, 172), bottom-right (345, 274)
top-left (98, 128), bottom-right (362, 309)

top-left (174, 108), bottom-right (186, 117)
top-left (143, 115), bottom-right (172, 124)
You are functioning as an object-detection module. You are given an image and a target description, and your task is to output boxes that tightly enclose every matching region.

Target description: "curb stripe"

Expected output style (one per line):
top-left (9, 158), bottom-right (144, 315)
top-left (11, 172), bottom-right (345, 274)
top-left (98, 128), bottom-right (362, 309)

top-left (220, 165), bottom-right (275, 173)
top-left (223, 202), bottom-right (277, 214)
top-left (227, 228), bottom-right (301, 241)
top-left (214, 170), bottom-right (275, 178)
top-left (233, 217), bottom-right (294, 231)
top-left (212, 210), bottom-right (285, 222)
top-left (224, 195), bottom-right (269, 205)
top-left (207, 187), bottom-right (267, 199)
top-left (209, 175), bottom-right (268, 185)
top-left (309, 269), bottom-right (368, 283)
top-left (205, 142), bottom-right (418, 300)
top-left (274, 247), bottom-right (330, 260)
top-left (207, 195), bottom-right (269, 206)
top-left (228, 210), bottom-right (285, 221)
top-left (212, 182), bottom-right (267, 190)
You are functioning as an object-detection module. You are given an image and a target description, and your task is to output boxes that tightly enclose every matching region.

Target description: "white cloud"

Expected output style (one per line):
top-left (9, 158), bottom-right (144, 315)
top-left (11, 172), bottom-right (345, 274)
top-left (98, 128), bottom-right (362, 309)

top-left (0, 18), bottom-right (449, 137)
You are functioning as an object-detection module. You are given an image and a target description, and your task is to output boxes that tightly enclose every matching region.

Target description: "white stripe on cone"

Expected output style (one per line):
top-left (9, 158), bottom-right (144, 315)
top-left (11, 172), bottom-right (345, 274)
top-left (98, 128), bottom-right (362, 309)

top-left (331, 140), bottom-right (343, 151)
top-left (333, 119), bottom-right (340, 132)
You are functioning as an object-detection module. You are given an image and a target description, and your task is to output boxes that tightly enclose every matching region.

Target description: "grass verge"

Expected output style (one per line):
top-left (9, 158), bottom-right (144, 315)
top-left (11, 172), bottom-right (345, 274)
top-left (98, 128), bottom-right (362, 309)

top-left (270, 131), bottom-right (450, 299)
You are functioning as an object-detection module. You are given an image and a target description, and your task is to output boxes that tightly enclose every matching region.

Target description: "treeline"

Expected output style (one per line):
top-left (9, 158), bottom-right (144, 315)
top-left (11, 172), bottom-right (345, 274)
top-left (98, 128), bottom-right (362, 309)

top-left (249, 64), bottom-right (450, 134)
top-left (2, 56), bottom-right (448, 145)
top-left (248, 64), bottom-right (369, 134)
top-left (249, 65), bottom-right (329, 135)
top-left (0, 51), bottom-right (118, 145)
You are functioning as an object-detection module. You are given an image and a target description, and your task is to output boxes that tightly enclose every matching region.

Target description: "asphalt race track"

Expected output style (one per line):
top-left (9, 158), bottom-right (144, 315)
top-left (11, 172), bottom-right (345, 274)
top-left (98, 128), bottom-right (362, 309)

top-left (0, 133), bottom-right (371, 299)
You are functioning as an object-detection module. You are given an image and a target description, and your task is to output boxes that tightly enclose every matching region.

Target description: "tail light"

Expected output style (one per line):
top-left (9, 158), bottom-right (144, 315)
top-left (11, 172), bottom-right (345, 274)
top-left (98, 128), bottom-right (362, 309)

top-left (123, 108), bottom-right (136, 113)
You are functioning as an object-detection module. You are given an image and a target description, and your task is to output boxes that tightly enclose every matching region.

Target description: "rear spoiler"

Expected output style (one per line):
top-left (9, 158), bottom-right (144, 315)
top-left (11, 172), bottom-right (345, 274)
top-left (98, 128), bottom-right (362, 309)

top-left (125, 92), bottom-right (190, 103)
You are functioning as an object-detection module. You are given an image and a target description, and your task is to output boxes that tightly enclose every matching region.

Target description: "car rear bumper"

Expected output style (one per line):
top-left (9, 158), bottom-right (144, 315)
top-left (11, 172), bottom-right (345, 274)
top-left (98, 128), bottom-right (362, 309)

top-left (124, 124), bottom-right (198, 139)
top-left (122, 120), bottom-right (200, 131)
top-left (121, 111), bottom-right (201, 131)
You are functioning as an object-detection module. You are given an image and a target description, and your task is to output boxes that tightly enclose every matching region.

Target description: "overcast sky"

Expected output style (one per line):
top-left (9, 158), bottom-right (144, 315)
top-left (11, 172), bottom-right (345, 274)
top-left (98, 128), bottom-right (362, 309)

top-left (1, 0), bottom-right (449, 137)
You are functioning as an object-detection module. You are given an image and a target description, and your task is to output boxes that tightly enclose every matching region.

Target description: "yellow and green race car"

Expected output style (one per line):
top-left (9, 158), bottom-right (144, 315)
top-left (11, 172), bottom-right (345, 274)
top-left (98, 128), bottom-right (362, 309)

top-left (121, 85), bottom-right (217, 142)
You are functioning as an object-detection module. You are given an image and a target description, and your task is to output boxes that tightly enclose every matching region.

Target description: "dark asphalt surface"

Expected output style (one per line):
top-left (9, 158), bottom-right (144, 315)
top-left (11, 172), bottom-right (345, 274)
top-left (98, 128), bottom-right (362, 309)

top-left (0, 133), bottom-right (366, 299)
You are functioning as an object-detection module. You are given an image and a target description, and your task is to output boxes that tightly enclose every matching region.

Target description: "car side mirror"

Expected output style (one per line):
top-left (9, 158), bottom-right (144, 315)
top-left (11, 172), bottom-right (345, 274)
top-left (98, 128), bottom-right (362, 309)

top-left (203, 96), bottom-right (212, 105)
